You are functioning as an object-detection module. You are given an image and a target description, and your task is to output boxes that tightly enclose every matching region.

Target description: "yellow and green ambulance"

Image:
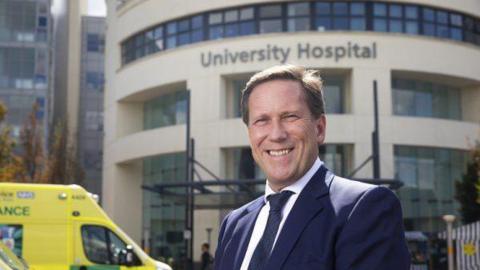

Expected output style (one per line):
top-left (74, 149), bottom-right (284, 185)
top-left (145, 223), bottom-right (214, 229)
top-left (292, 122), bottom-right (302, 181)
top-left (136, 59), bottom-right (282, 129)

top-left (0, 183), bottom-right (172, 270)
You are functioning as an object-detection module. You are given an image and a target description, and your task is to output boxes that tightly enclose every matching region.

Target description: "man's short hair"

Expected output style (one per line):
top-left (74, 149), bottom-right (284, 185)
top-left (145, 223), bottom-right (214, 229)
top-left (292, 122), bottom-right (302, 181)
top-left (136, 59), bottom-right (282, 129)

top-left (240, 64), bottom-right (325, 125)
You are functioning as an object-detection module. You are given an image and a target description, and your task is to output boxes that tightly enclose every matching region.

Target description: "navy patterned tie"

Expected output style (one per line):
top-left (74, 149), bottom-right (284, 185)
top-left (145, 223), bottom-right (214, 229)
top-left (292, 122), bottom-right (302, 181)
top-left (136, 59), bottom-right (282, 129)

top-left (248, 190), bottom-right (294, 270)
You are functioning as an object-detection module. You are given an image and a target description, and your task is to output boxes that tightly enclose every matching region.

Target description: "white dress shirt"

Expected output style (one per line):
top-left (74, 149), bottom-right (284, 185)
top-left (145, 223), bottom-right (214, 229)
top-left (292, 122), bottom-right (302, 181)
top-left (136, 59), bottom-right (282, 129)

top-left (240, 158), bottom-right (323, 270)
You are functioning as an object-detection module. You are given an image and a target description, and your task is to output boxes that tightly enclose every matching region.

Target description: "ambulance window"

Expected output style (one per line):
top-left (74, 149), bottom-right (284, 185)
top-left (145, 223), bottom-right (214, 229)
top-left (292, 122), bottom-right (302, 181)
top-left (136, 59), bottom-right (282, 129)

top-left (81, 226), bottom-right (109, 264)
top-left (108, 231), bottom-right (127, 264)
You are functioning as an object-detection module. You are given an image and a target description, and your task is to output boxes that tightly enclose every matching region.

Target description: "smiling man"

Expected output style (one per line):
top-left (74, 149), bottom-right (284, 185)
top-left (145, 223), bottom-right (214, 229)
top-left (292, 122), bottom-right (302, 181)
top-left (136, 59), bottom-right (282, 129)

top-left (214, 65), bottom-right (410, 270)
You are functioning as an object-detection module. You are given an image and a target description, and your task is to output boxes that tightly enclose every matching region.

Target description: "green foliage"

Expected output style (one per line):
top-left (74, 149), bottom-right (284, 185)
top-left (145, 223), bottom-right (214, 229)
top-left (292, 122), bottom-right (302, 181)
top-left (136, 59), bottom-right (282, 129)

top-left (455, 145), bottom-right (480, 224)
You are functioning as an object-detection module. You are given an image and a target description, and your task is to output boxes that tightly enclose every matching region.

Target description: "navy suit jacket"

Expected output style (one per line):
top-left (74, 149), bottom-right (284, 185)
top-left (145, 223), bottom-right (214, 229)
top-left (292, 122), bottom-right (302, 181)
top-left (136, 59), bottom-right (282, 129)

top-left (214, 166), bottom-right (411, 270)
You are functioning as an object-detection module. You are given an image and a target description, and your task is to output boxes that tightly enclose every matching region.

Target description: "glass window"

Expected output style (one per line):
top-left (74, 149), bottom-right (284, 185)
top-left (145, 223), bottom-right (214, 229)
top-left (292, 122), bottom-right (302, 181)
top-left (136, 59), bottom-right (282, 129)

top-left (395, 146), bottom-right (467, 232)
top-left (390, 19), bottom-right (403, 33)
top-left (225, 10), bottom-right (239, 22)
top-left (436, 11), bottom-right (448, 24)
top-left (392, 78), bottom-right (461, 120)
top-left (315, 3), bottom-right (331, 15)
top-left (209, 12), bottom-right (222, 24)
top-left (405, 6), bottom-right (418, 19)
top-left (240, 7), bottom-right (254, 20)
top-left (144, 89), bottom-right (188, 130)
top-left (423, 8), bottom-right (435, 22)
top-left (351, 18), bottom-right (366, 30)
top-left (315, 17), bottom-right (331, 31)
top-left (288, 2), bottom-right (310, 16)
top-left (373, 3), bottom-right (387, 16)
top-left (374, 19), bottom-right (387, 31)
top-left (389, 5), bottom-right (402, 18)
top-left (288, 18), bottom-right (310, 32)
top-left (240, 21), bottom-right (255, 35)
top-left (405, 22), bottom-right (418, 34)
top-left (450, 14), bottom-right (462, 27)
top-left (192, 15), bottom-right (203, 28)
top-left (332, 3), bottom-right (348, 15)
top-left (259, 5), bottom-right (282, 18)
top-left (333, 17), bottom-right (349, 30)
top-left (82, 226), bottom-right (109, 264)
top-left (259, 20), bottom-right (282, 33)
top-left (209, 25), bottom-right (224, 39)
top-left (351, 3), bottom-right (365, 16)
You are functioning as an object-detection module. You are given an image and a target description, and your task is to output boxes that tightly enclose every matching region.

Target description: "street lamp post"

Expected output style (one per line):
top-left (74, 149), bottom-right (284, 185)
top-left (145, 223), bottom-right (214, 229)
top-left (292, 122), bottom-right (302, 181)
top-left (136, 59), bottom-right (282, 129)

top-left (443, 214), bottom-right (456, 270)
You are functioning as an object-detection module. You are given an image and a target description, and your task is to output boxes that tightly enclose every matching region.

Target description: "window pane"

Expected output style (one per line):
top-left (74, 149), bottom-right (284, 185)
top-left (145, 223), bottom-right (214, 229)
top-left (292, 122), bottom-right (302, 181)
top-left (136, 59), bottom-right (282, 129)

top-left (209, 25), bottom-right (224, 39)
top-left (423, 23), bottom-right (435, 36)
top-left (373, 3), bottom-right (387, 16)
top-left (333, 18), bottom-right (348, 30)
top-left (209, 12), bottom-right (222, 24)
top-left (351, 18), bottom-right (366, 30)
top-left (324, 80), bottom-right (343, 113)
top-left (389, 5), bottom-right (402, 18)
top-left (315, 3), bottom-right (331, 15)
top-left (350, 3), bottom-right (365, 16)
top-left (389, 19), bottom-right (403, 33)
top-left (225, 10), bottom-right (239, 22)
top-left (450, 14), bottom-right (462, 27)
top-left (436, 11), bottom-right (448, 24)
top-left (288, 18), bottom-right (310, 32)
top-left (240, 7), bottom-right (254, 20)
top-left (316, 17), bottom-right (331, 31)
top-left (259, 19), bottom-right (282, 33)
top-left (108, 231), bottom-right (127, 265)
top-left (191, 29), bottom-right (203, 42)
top-left (177, 32), bottom-right (190, 45)
top-left (225, 24), bottom-right (239, 37)
top-left (451, 28), bottom-right (462, 40)
top-left (192, 15), bottom-right (203, 28)
top-left (423, 8), bottom-right (435, 22)
top-left (405, 21), bottom-right (418, 34)
top-left (333, 2), bottom-right (348, 15)
top-left (240, 21), bottom-right (255, 35)
top-left (82, 226), bottom-right (109, 264)
top-left (374, 19), bottom-right (387, 31)
top-left (437, 25), bottom-right (449, 38)
top-left (178, 19), bottom-right (189, 32)
top-left (259, 5), bottom-right (282, 18)
top-left (405, 6), bottom-right (418, 19)
top-left (288, 2), bottom-right (310, 16)
top-left (167, 22), bottom-right (177, 34)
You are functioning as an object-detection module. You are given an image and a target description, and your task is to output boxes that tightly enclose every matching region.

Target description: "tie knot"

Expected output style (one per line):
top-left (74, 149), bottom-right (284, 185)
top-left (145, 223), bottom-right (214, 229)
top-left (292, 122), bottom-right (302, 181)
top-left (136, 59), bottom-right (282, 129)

top-left (267, 191), bottom-right (293, 212)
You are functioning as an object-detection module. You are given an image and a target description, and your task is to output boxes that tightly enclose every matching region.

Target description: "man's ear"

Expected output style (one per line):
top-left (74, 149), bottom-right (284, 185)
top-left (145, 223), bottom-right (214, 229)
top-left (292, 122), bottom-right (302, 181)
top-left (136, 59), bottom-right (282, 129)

top-left (315, 114), bottom-right (326, 144)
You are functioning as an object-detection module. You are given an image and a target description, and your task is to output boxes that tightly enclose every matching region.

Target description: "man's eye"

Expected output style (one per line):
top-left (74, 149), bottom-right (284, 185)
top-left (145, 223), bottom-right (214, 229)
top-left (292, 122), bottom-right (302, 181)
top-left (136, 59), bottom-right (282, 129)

top-left (254, 119), bottom-right (267, 125)
top-left (285, 114), bottom-right (299, 120)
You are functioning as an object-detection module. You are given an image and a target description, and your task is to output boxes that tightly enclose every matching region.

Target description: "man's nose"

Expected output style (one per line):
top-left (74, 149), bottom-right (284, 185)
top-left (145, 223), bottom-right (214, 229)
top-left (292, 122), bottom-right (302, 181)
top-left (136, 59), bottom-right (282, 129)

top-left (269, 120), bottom-right (287, 141)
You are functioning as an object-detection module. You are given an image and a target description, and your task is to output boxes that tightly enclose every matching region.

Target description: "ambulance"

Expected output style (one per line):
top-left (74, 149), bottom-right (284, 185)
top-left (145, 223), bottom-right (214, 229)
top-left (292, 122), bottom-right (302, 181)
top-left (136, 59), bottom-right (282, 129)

top-left (0, 183), bottom-right (172, 270)
top-left (0, 241), bottom-right (29, 270)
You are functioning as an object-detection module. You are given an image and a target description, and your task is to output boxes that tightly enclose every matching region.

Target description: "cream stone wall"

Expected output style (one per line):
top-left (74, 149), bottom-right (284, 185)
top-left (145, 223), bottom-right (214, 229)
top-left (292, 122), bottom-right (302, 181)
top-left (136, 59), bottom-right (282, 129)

top-left (105, 0), bottom-right (480, 263)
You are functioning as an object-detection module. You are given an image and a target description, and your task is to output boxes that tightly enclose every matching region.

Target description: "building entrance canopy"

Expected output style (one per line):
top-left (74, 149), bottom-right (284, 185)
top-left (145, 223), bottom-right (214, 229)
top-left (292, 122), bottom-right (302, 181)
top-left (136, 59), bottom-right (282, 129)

top-left (142, 178), bottom-right (403, 210)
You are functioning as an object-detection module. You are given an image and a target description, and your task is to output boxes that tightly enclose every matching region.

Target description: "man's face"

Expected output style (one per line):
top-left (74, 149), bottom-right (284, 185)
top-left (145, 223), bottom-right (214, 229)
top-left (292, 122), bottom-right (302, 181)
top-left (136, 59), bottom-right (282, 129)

top-left (247, 79), bottom-right (326, 191)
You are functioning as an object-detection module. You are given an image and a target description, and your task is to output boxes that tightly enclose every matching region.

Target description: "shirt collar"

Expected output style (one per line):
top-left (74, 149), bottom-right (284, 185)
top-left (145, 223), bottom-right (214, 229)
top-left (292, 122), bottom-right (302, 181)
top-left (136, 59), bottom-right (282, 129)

top-left (264, 158), bottom-right (323, 203)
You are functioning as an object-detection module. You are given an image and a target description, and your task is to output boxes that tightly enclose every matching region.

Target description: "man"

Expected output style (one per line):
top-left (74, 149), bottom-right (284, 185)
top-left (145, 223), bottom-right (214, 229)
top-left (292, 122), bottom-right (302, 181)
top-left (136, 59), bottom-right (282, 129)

top-left (214, 65), bottom-right (410, 270)
top-left (201, 243), bottom-right (213, 270)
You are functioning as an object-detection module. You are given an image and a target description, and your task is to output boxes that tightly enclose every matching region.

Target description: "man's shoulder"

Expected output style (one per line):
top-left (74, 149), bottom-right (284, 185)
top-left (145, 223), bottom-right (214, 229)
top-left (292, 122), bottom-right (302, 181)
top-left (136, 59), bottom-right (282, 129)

top-left (226, 195), bottom-right (264, 221)
top-left (328, 175), bottom-right (398, 216)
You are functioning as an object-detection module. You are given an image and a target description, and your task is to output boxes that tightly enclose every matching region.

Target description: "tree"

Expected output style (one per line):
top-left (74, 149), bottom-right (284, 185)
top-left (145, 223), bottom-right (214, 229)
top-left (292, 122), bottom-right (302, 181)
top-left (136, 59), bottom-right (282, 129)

top-left (455, 145), bottom-right (480, 223)
top-left (42, 120), bottom-right (84, 185)
top-left (19, 102), bottom-right (44, 181)
top-left (0, 102), bottom-right (26, 182)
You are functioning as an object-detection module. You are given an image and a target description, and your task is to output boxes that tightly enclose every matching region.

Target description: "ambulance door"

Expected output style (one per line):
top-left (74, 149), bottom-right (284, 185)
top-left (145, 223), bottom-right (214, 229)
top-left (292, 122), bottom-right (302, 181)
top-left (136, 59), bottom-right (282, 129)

top-left (74, 223), bottom-right (145, 270)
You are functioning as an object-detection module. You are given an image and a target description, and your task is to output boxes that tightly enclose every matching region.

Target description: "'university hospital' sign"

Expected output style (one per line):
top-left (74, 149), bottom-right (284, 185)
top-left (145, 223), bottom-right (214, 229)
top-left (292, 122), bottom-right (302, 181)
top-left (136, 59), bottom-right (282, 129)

top-left (201, 42), bottom-right (377, 67)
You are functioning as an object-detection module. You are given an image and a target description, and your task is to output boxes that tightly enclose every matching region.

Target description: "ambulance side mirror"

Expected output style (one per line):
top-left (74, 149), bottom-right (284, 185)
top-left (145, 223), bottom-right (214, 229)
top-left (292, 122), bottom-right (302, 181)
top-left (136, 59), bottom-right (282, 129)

top-left (124, 245), bottom-right (134, 266)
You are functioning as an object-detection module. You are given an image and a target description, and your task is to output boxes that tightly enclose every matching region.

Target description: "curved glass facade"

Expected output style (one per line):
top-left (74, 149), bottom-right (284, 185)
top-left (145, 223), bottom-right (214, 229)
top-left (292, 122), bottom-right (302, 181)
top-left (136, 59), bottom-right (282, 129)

top-left (121, 1), bottom-right (480, 65)
top-left (394, 146), bottom-right (467, 232)
top-left (143, 90), bottom-right (187, 130)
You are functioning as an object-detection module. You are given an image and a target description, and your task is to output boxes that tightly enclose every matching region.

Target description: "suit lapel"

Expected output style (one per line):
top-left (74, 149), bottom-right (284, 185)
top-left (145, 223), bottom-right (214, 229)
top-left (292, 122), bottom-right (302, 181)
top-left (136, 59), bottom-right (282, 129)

top-left (265, 166), bottom-right (331, 269)
top-left (224, 197), bottom-right (264, 270)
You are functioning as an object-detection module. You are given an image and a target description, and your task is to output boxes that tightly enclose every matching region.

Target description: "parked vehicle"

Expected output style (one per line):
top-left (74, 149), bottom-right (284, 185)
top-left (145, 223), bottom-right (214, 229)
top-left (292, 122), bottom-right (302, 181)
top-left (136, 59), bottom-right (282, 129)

top-left (0, 183), bottom-right (172, 270)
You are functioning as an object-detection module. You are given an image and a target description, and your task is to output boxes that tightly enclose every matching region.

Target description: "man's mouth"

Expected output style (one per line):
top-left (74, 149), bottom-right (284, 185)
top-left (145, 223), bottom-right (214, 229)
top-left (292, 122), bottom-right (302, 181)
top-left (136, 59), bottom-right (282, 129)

top-left (267, 148), bottom-right (293, 156)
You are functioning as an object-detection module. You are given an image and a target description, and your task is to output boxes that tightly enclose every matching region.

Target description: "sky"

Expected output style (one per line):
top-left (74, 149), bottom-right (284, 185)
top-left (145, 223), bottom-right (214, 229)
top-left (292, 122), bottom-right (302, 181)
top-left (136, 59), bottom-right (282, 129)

top-left (87, 0), bottom-right (107, 17)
